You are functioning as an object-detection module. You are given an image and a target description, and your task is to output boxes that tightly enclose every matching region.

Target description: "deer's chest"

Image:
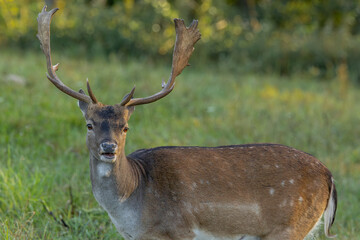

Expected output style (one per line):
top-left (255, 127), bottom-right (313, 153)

top-left (107, 204), bottom-right (141, 240)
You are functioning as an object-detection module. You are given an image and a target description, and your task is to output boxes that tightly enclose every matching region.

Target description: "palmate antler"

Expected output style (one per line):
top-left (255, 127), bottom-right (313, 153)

top-left (37, 6), bottom-right (97, 104)
top-left (37, 6), bottom-right (201, 106)
top-left (120, 19), bottom-right (201, 106)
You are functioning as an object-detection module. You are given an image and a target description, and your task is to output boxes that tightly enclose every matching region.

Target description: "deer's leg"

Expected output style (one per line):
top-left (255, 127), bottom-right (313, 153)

top-left (261, 227), bottom-right (304, 240)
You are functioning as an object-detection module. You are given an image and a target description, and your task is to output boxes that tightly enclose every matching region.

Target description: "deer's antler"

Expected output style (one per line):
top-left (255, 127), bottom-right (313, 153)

top-left (37, 6), bottom-right (97, 104)
top-left (120, 19), bottom-right (201, 106)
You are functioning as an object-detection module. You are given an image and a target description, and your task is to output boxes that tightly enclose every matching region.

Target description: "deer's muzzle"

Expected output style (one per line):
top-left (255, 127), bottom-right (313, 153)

top-left (99, 141), bottom-right (117, 162)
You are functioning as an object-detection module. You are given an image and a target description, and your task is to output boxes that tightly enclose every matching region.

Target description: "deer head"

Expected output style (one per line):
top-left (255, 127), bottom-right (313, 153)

top-left (37, 6), bottom-right (201, 164)
top-left (78, 103), bottom-right (134, 163)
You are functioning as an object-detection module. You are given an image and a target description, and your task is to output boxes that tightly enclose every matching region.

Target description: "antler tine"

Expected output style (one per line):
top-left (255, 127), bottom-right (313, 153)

top-left (122, 18), bottom-right (201, 107)
top-left (120, 86), bottom-right (136, 106)
top-left (87, 79), bottom-right (98, 104)
top-left (37, 6), bottom-right (92, 104)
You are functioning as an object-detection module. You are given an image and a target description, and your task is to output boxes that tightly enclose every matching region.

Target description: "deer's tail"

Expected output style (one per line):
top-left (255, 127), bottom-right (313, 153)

top-left (324, 177), bottom-right (337, 238)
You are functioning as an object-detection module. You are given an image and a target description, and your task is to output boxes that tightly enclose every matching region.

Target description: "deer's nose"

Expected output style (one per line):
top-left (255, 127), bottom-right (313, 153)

top-left (100, 142), bottom-right (117, 153)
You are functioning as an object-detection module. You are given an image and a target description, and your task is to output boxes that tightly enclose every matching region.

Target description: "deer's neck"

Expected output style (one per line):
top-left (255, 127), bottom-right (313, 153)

top-left (89, 153), bottom-right (146, 238)
top-left (89, 152), bottom-right (144, 207)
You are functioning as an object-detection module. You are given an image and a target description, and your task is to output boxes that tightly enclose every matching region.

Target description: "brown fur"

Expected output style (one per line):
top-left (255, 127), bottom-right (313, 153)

top-left (129, 145), bottom-right (333, 239)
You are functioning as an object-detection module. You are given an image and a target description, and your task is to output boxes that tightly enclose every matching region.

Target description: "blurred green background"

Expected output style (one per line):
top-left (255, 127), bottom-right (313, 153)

top-left (1, 0), bottom-right (360, 80)
top-left (1, 0), bottom-right (360, 239)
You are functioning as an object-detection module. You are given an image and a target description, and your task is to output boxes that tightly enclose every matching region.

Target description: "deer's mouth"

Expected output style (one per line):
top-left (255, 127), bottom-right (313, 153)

top-left (99, 152), bottom-right (116, 162)
top-left (101, 152), bottom-right (115, 158)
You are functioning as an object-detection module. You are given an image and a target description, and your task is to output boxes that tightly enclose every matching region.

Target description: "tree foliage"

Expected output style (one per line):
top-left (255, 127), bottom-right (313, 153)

top-left (1, 0), bottom-right (359, 81)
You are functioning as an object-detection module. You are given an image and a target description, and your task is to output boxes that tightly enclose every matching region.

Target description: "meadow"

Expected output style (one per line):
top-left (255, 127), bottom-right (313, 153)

top-left (0, 49), bottom-right (359, 239)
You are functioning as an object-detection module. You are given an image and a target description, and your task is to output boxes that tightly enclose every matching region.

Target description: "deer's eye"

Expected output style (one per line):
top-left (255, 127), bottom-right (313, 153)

top-left (87, 124), bottom-right (93, 130)
top-left (123, 127), bottom-right (129, 133)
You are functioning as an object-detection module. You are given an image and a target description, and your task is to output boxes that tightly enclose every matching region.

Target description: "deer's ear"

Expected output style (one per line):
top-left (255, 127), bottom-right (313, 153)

top-left (127, 106), bottom-right (135, 119)
top-left (78, 89), bottom-right (89, 116)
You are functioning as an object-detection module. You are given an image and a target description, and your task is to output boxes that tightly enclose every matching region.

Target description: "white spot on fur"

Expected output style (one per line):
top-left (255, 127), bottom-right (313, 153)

top-left (299, 196), bottom-right (303, 202)
top-left (281, 180), bottom-right (285, 186)
top-left (275, 164), bottom-right (279, 168)
top-left (269, 188), bottom-right (275, 195)
top-left (289, 179), bottom-right (295, 184)
top-left (194, 207), bottom-right (199, 213)
top-left (183, 202), bottom-right (193, 213)
top-left (279, 199), bottom-right (287, 207)
top-left (97, 162), bottom-right (112, 177)
top-left (153, 190), bottom-right (160, 198)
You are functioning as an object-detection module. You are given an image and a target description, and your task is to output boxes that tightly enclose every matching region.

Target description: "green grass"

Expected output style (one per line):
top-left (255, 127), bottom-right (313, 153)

top-left (0, 49), bottom-right (359, 239)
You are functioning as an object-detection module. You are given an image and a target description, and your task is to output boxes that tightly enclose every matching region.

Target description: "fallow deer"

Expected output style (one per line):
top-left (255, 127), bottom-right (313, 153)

top-left (37, 6), bottom-right (337, 240)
